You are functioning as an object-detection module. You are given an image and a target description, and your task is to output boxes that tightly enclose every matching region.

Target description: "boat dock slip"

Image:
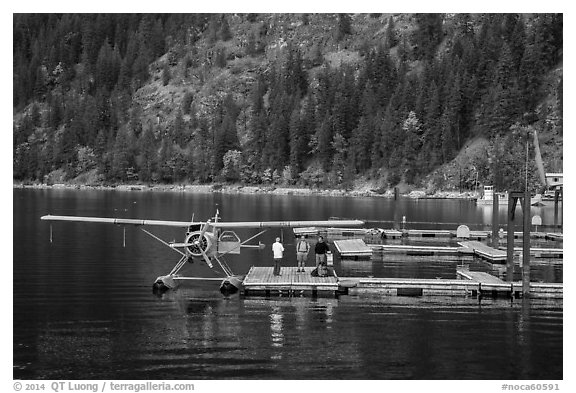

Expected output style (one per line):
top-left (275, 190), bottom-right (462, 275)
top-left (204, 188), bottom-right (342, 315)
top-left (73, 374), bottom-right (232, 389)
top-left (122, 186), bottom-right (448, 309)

top-left (510, 247), bottom-right (563, 258)
top-left (342, 270), bottom-right (562, 299)
top-left (404, 229), bottom-right (490, 240)
top-left (242, 267), bottom-right (339, 297)
top-left (383, 229), bottom-right (402, 239)
top-left (406, 229), bottom-right (452, 237)
top-left (545, 233), bottom-right (563, 241)
top-left (293, 227), bottom-right (367, 239)
top-left (456, 269), bottom-right (507, 285)
top-left (239, 267), bottom-right (562, 299)
top-left (370, 244), bottom-right (464, 256)
top-left (333, 239), bottom-right (373, 258)
top-left (459, 241), bottom-right (507, 262)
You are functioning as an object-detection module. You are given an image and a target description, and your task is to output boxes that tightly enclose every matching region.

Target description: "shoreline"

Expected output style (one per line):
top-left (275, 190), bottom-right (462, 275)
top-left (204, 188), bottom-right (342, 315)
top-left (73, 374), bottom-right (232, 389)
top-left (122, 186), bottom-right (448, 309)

top-left (13, 181), bottom-right (479, 200)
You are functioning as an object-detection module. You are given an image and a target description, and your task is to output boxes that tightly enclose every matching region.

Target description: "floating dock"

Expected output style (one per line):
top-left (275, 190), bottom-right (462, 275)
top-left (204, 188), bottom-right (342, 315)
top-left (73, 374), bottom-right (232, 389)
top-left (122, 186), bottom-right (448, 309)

top-left (545, 233), bottom-right (563, 241)
top-left (242, 266), bottom-right (339, 297)
top-left (344, 269), bottom-right (562, 299)
top-left (239, 267), bottom-right (562, 299)
top-left (370, 244), bottom-right (464, 256)
top-left (333, 238), bottom-right (561, 261)
top-left (382, 229), bottom-right (402, 239)
top-left (294, 226), bottom-right (562, 243)
top-left (509, 247), bottom-right (563, 258)
top-left (333, 239), bottom-right (373, 258)
top-left (458, 241), bottom-right (507, 262)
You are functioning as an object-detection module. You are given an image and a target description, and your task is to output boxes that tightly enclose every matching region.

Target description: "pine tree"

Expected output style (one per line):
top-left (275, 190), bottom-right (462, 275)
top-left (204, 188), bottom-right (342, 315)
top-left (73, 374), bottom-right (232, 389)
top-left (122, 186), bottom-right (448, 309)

top-left (151, 18), bottom-right (165, 58)
top-left (316, 113), bottom-right (333, 171)
top-left (162, 62), bottom-right (171, 86)
top-left (402, 111), bottom-right (423, 183)
top-left (385, 16), bottom-right (397, 49)
top-left (349, 115), bottom-right (374, 173)
top-left (519, 18), bottom-right (549, 111)
top-left (289, 107), bottom-right (304, 174)
top-left (219, 15), bottom-right (232, 41)
top-left (111, 126), bottom-right (135, 180)
top-left (412, 13), bottom-right (444, 60)
top-left (422, 80), bottom-right (442, 166)
top-left (331, 132), bottom-right (350, 187)
top-left (137, 124), bottom-right (157, 182)
top-left (214, 113), bottom-right (240, 172)
top-left (336, 14), bottom-right (352, 41)
top-left (157, 137), bottom-right (174, 182)
top-left (494, 43), bottom-right (516, 89)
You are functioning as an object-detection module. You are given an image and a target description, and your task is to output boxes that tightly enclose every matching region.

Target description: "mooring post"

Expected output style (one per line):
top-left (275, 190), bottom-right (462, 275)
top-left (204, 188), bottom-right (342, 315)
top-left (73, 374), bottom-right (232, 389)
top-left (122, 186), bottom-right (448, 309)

top-left (506, 192), bottom-right (521, 282)
top-left (522, 189), bottom-right (531, 297)
top-left (492, 192), bottom-right (499, 248)
top-left (554, 188), bottom-right (561, 229)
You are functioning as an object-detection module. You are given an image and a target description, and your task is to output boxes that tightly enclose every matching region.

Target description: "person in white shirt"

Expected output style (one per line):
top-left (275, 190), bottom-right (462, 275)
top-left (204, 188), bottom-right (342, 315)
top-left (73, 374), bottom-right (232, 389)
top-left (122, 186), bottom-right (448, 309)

top-left (295, 235), bottom-right (310, 273)
top-left (272, 237), bottom-right (285, 276)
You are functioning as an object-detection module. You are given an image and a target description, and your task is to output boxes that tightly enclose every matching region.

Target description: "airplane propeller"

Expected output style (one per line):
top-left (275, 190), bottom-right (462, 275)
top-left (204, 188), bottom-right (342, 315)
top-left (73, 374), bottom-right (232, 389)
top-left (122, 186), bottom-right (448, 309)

top-left (198, 246), bottom-right (214, 269)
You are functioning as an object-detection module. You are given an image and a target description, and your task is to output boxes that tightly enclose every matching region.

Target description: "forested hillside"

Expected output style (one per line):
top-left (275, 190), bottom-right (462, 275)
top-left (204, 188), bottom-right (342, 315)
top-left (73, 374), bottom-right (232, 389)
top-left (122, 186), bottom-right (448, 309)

top-left (13, 13), bottom-right (563, 192)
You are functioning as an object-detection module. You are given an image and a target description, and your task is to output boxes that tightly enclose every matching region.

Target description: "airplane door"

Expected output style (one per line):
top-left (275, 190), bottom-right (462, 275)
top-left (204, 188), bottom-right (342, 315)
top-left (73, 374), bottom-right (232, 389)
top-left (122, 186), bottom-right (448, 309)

top-left (217, 231), bottom-right (241, 254)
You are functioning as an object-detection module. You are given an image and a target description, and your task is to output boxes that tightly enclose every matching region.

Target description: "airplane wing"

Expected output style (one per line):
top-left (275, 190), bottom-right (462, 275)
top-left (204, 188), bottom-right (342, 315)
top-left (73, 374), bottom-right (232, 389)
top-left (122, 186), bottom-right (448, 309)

top-left (212, 220), bottom-right (364, 228)
top-left (41, 215), bottom-right (364, 228)
top-left (40, 215), bottom-right (192, 227)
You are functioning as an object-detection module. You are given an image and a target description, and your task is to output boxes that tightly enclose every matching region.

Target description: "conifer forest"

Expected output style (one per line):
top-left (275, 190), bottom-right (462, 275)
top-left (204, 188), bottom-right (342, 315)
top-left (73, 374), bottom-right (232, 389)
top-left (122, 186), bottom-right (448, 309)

top-left (13, 14), bottom-right (563, 192)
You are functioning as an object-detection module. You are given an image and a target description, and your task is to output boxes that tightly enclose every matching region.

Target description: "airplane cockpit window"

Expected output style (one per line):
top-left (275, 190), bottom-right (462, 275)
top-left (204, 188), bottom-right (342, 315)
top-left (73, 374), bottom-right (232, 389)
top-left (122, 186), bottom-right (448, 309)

top-left (219, 231), bottom-right (240, 243)
top-left (188, 224), bottom-right (201, 232)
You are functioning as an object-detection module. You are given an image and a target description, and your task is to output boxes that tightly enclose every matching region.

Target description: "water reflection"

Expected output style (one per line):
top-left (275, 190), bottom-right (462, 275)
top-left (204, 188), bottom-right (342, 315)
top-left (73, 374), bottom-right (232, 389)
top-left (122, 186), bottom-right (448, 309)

top-left (270, 306), bottom-right (284, 360)
top-left (14, 189), bottom-right (563, 379)
top-left (478, 203), bottom-right (562, 229)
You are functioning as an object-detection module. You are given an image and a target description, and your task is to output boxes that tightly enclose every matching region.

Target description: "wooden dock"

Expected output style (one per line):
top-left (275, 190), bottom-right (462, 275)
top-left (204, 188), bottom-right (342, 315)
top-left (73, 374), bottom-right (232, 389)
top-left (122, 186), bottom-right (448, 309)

top-left (293, 227), bottom-right (367, 239)
top-left (383, 229), bottom-right (402, 239)
top-left (459, 241), bottom-right (507, 262)
top-left (406, 229), bottom-right (452, 238)
top-left (331, 237), bottom-right (560, 261)
top-left (333, 239), bottom-right (373, 258)
top-left (456, 269), bottom-right (507, 284)
top-left (242, 266), bottom-right (339, 297)
top-left (239, 267), bottom-right (562, 299)
top-left (510, 247), bottom-right (563, 258)
top-left (545, 233), bottom-right (563, 241)
top-left (342, 269), bottom-right (562, 299)
top-left (370, 244), bottom-right (463, 256)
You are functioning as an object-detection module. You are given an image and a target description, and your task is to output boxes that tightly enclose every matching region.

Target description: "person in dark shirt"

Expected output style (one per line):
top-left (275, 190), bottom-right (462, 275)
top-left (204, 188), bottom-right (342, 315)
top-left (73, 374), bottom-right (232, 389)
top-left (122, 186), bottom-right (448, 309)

top-left (314, 236), bottom-right (330, 276)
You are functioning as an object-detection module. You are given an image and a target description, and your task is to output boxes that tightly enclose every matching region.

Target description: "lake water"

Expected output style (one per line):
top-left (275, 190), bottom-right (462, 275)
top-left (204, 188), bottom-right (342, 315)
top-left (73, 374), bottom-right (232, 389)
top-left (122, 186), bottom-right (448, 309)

top-left (13, 188), bottom-right (563, 379)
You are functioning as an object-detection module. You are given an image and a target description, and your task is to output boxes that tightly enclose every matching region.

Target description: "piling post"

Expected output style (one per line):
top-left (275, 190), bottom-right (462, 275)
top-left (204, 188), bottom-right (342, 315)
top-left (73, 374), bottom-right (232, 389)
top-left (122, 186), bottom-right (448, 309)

top-left (554, 188), bottom-right (561, 230)
top-left (492, 192), bottom-right (499, 248)
top-left (507, 192), bottom-right (521, 282)
top-left (522, 189), bottom-right (531, 297)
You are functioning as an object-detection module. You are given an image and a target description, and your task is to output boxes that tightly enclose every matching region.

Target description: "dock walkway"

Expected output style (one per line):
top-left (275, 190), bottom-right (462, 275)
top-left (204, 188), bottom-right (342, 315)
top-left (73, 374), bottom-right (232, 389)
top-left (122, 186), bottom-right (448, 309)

top-left (459, 241), bottom-right (507, 262)
top-left (333, 239), bottom-right (373, 258)
top-left (371, 244), bottom-right (463, 256)
top-left (344, 269), bottom-right (561, 299)
top-left (242, 266), bottom-right (339, 296)
top-left (239, 267), bottom-right (562, 299)
top-left (456, 269), bottom-right (507, 284)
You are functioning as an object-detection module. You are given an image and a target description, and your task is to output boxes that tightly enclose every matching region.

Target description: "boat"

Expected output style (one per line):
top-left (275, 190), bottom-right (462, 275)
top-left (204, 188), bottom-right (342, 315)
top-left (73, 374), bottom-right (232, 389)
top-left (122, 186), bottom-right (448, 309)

top-left (476, 186), bottom-right (508, 205)
top-left (476, 186), bottom-right (546, 206)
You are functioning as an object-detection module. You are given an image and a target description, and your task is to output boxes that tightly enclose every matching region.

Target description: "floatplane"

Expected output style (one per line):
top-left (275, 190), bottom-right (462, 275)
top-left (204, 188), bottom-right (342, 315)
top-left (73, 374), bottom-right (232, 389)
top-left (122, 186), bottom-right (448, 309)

top-left (41, 211), bottom-right (363, 295)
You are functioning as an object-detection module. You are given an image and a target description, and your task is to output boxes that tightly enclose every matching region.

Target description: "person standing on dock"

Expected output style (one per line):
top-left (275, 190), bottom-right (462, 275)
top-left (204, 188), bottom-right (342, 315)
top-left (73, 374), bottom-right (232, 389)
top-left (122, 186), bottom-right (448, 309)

top-left (314, 236), bottom-right (330, 277)
top-left (272, 237), bottom-right (285, 276)
top-left (296, 235), bottom-right (310, 273)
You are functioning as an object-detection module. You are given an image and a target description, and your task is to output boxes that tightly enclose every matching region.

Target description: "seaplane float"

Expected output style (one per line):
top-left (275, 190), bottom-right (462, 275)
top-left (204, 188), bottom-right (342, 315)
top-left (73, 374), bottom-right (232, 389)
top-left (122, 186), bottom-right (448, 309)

top-left (41, 211), bottom-right (363, 295)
